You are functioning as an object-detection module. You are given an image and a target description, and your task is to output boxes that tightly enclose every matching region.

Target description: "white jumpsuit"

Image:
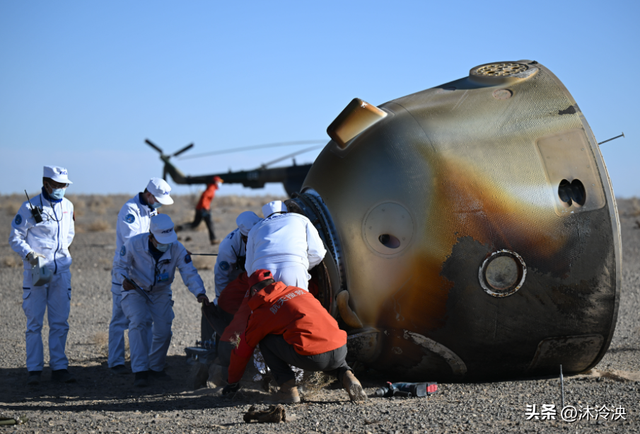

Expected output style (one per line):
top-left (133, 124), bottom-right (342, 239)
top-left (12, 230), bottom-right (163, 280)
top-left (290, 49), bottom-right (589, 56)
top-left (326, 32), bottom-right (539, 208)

top-left (213, 228), bottom-right (246, 304)
top-left (8, 190), bottom-right (75, 372)
top-left (113, 233), bottom-right (206, 373)
top-left (245, 213), bottom-right (326, 290)
top-left (108, 194), bottom-right (157, 368)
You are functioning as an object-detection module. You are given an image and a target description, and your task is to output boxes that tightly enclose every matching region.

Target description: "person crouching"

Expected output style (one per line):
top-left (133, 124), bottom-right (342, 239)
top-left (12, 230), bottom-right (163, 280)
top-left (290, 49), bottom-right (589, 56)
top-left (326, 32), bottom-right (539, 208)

top-left (222, 269), bottom-right (367, 403)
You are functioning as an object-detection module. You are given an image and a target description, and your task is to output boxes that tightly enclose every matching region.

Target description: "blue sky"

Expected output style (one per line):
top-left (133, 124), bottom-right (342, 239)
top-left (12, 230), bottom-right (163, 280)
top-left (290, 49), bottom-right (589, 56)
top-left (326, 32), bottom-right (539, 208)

top-left (1, 1), bottom-right (638, 198)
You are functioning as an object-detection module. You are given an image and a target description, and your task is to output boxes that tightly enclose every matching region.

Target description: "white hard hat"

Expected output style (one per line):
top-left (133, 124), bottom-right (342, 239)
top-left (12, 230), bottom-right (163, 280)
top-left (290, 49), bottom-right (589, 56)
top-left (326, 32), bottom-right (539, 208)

top-left (146, 177), bottom-right (174, 205)
top-left (43, 166), bottom-right (72, 185)
top-left (262, 201), bottom-right (287, 218)
top-left (236, 211), bottom-right (261, 236)
top-left (150, 214), bottom-right (178, 243)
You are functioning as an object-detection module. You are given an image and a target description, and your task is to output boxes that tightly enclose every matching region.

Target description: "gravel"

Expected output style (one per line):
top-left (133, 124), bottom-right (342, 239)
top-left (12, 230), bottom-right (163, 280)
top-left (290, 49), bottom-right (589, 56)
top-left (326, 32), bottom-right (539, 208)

top-left (0, 194), bottom-right (638, 433)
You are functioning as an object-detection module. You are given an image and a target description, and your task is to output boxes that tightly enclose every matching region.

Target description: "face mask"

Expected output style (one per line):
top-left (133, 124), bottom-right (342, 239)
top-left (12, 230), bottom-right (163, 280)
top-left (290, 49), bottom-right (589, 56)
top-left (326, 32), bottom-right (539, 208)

top-left (156, 242), bottom-right (172, 252)
top-left (151, 201), bottom-right (162, 209)
top-left (49, 188), bottom-right (66, 200)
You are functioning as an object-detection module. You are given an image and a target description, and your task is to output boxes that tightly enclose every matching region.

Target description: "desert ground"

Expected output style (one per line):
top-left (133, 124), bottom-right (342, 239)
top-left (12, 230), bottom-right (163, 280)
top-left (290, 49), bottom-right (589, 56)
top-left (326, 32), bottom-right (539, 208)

top-left (0, 192), bottom-right (638, 433)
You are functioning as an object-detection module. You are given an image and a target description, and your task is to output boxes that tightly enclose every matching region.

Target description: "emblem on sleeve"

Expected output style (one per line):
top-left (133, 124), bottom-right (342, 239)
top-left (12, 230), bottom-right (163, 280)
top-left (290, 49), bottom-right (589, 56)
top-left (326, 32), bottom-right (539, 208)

top-left (120, 246), bottom-right (126, 256)
top-left (14, 214), bottom-right (22, 225)
top-left (185, 254), bottom-right (192, 264)
top-left (219, 261), bottom-right (230, 271)
top-left (125, 214), bottom-right (135, 224)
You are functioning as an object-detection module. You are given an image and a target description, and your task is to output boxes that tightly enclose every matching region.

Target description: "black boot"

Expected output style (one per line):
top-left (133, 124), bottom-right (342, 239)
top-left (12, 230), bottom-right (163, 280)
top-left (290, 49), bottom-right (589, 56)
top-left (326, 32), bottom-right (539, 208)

top-left (26, 370), bottom-right (42, 386)
top-left (52, 369), bottom-right (76, 383)
top-left (134, 370), bottom-right (149, 387)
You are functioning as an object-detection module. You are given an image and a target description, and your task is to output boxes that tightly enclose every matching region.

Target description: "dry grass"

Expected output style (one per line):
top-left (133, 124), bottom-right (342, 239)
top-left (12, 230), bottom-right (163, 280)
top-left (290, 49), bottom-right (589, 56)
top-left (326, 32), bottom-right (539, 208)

top-left (627, 198), bottom-right (640, 217)
top-left (93, 331), bottom-right (109, 357)
top-left (1, 256), bottom-right (21, 268)
top-left (86, 219), bottom-right (112, 232)
top-left (215, 194), bottom-right (286, 218)
top-left (216, 195), bottom-right (284, 209)
top-left (69, 195), bottom-right (86, 217)
top-left (300, 371), bottom-right (337, 399)
top-left (87, 200), bottom-right (107, 215)
top-left (3, 199), bottom-right (22, 217)
top-left (192, 256), bottom-right (215, 270)
top-left (93, 331), bottom-right (129, 358)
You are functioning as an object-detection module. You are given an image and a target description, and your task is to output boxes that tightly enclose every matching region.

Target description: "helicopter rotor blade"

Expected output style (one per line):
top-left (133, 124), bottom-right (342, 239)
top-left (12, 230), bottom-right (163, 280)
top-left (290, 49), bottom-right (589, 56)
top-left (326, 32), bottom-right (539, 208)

top-left (172, 143), bottom-right (194, 157)
top-left (145, 139), bottom-right (164, 154)
top-left (259, 145), bottom-right (323, 169)
top-left (178, 140), bottom-right (326, 160)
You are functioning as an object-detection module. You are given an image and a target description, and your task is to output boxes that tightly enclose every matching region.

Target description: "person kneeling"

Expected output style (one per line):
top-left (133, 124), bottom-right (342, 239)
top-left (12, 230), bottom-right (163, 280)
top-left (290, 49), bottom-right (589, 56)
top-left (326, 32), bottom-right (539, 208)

top-left (221, 269), bottom-right (367, 403)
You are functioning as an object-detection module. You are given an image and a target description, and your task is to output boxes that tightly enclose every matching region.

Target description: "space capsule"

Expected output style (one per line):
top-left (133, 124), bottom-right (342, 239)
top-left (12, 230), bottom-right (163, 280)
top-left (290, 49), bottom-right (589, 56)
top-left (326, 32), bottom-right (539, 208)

top-left (288, 60), bottom-right (620, 381)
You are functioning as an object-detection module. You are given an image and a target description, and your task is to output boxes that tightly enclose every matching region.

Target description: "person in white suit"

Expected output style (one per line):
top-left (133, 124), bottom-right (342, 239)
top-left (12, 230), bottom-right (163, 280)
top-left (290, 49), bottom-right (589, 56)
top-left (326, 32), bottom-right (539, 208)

top-left (9, 165), bottom-right (76, 386)
top-left (108, 178), bottom-right (174, 374)
top-left (113, 214), bottom-right (209, 387)
top-left (245, 201), bottom-right (326, 291)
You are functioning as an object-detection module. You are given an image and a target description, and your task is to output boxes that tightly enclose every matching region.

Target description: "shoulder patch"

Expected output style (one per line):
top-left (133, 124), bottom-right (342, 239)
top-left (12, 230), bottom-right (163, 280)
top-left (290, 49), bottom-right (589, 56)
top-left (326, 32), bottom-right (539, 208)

top-left (120, 246), bottom-right (126, 256)
top-left (125, 214), bottom-right (135, 224)
top-left (219, 261), bottom-right (230, 271)
top-left (184, 254), bottom-right (192, 264)
top-left (14, 214), bottom-right (22, 225)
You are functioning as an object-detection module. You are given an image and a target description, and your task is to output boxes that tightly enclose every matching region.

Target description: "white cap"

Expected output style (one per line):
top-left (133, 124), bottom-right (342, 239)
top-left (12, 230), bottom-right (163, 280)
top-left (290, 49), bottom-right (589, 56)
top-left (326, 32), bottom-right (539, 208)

top-left (43, 166), bottom-right (72, 185)
top-left (236, 211), bottom-right (261, 236)
top-left (150, 214), bottom-right (178, 243)
top-left (262, 200), bottom-right (287, 218)
top-left (146, 178), bottom-right (174, 205)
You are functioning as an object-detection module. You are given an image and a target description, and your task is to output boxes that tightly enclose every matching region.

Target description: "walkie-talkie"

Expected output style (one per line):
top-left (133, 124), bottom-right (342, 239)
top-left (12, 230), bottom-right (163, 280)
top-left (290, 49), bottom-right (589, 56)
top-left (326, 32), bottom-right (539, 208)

top-left (24, 190), bottom-right (43, 223)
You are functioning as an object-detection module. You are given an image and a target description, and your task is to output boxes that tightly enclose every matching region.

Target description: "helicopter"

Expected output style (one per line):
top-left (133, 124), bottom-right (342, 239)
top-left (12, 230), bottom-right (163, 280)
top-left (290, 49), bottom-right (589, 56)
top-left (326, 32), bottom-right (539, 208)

top-left (145, 138), bottom-right (321, 197)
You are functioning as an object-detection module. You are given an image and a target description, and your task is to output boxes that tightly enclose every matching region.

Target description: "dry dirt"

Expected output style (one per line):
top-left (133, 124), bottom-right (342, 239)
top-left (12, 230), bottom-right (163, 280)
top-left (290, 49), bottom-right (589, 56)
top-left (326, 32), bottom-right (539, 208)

top-left (0, 193), bottom-right (638, 433)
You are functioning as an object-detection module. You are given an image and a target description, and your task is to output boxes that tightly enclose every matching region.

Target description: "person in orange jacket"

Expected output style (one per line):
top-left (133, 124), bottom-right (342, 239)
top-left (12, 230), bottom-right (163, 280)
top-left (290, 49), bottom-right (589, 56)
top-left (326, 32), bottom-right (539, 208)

top-left (221, 269), bottom-right (367, 403)
top-left (176, 176), bottom-right (222, 245)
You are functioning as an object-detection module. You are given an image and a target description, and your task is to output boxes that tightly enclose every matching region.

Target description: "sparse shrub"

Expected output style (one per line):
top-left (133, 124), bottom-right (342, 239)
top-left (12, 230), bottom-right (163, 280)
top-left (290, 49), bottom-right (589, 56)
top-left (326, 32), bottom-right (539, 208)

top-left (94, 331), bottom-right (129, 358)
top-left (86, 220), bottom-right (112, 232)
top-left (193, 256), bottom-right (215, 270)
top-left (629, 198), bottom-right (640, 217)
top-left (1, 256), bottom-right (21, 268)
top-left (300, 372), bottom-right (336, 399)
top-left (4, 200), bottom-right (22, 217)
top-left (69, 195), bottom-right (85, 217)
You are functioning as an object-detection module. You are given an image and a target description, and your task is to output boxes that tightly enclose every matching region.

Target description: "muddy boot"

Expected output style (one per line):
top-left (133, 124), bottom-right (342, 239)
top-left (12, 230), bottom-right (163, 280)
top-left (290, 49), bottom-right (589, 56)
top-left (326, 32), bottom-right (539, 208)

top-left (243, 404), bottom-right (287, 423)
top-left (342, 370), bottom-right (367, 402)
top-left (266, 379), bottom-right (300, 404)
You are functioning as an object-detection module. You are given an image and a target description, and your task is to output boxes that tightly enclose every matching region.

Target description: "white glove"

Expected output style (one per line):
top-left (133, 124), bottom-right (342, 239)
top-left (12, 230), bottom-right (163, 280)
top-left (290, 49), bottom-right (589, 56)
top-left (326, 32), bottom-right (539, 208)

top-left (26, 252), bottom-right (45, 266)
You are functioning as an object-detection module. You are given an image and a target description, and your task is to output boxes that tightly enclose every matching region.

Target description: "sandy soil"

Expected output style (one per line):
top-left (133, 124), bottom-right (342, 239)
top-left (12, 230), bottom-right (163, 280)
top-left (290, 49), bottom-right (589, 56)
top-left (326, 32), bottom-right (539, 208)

top-left (0, 193), bottom-right (638, 433)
